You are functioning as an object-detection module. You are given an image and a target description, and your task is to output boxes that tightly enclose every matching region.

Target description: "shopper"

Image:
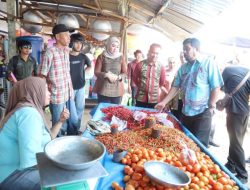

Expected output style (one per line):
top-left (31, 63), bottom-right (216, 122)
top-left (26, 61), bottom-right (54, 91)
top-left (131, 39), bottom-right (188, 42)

top-left (39, 24), bottom-right (77, 136)
top-left (69, 33), bottom-right (91, 132)
top-left (155, 38), bottom-right (223, 147)
top-left (133, 43), bottom-right (166, 108)
top-left (7, 40), bottom-right (37, 82)
top-left (219, 66), bottom-right (249, 184)
top-left (93, 36), bottom-right (126, 104)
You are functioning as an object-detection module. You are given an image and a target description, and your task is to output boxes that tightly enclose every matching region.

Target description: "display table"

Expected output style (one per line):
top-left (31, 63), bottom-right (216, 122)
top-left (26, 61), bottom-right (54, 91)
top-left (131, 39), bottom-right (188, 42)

top-left (84, 103), bottom-right (247, 190)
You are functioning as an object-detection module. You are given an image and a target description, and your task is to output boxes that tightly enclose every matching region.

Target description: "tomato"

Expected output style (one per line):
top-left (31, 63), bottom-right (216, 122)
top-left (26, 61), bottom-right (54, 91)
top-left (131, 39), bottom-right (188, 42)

top-left (210, 164), bottom-right (221, 174)
top-left (192, 163), bottom-right (201, 173)
top-left (200, 175), bottom-right (209, 185)
top-left (223, 184), bottom-right (233, 190)
top-left (196, 171), bottom-right (203, 178)
top-left (200, 164), bottom-right (208, 173)
top-left (132, 172), bottom-right (142, 181)
top-left (189, 183), bottom-right (200, 190)
top-left (197, 181), bottom-right (205, 188)
top-left (213, 182), bottom-right (224, 190)
top-left (142, 175), bottom-right (150, 182)
top-left (134, 165), bottom-right (144, 173)
top-left (111, 182), bottom-right (119, 188)
top-left (123, 175), bottom-right (130, 182)
top-left (124, 165), bottom-right (134, 175)
top-left (121, 158), bottom-right (127, 164)
top-left (209, 177), bottom-right (216, 186)
top-left (165, 155), bottom-right (172, 162)
top-left (186, 164), bottom-right (193, 172)
top-left (191, 176), bottom-right (199, 183)
top-left (217, 177), bottom-right (229, 185)
top-left (174, 161), bottom-right (182, 167)
top-left (131, 154), bottom-right (139, 163)
top-left (203, 170), bottom-right (211, 178)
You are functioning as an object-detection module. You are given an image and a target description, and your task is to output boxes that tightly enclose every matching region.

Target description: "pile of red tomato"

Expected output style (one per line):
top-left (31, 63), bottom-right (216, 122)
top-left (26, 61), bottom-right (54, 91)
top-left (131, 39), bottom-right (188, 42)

top-left (111, 147), bottom-right (239, 190)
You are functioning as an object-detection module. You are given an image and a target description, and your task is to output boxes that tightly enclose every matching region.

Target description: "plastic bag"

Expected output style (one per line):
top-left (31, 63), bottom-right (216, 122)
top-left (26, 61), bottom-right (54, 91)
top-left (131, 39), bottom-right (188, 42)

top-left (154, 113), bottom-right (174, 128)
top-left (121, 93), bottom-right (132, 106)
top-left (110, 115), bottom-right (127, 131)
top-left (178, 141), bottom-right (198, 166)
top-left (133, 111), bottom-right (147, 121)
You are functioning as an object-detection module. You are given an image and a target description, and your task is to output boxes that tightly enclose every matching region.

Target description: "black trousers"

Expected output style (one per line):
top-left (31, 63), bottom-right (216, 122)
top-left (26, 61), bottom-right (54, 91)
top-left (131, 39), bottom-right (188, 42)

top-left (226, 112), bottom-right (248, 178)
top-left (135, 100), bottom-right (157, 109)
top-left (181, 109), bottom-right (212, 147)
top-left (171, 99), bottom-right (183, 120)
top-left (97, 94), bottom-right (122, 104)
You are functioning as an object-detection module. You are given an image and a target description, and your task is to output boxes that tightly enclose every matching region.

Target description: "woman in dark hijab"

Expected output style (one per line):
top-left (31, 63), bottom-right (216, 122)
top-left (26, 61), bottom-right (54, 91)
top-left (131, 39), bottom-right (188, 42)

top-left (0, 77), bottom-right (69, 190)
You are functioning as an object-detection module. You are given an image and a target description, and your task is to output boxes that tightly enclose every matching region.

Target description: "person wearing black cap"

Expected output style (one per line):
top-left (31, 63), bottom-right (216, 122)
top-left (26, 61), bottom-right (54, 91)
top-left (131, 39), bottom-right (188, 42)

top-left (39, 24), bottom-right (78, 136)
top-left (69, 33), bottom-right (91, 134)
top-left (7, 40), bottom-right (37, 82)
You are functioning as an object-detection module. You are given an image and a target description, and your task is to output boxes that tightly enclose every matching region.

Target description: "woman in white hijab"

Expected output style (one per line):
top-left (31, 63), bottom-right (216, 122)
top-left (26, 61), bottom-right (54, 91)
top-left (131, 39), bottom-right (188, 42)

top-left (93, 37), bottom-right (127, 104)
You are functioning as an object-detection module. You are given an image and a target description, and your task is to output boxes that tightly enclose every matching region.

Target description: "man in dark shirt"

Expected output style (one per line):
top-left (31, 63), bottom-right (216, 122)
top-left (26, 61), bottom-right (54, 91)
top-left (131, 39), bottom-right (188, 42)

top-left (69, 33), bottom-right (91, 132)
top-left (219, 66), bottom-right (250, 184)
top-left (7, 40), bottom-right (37, 82)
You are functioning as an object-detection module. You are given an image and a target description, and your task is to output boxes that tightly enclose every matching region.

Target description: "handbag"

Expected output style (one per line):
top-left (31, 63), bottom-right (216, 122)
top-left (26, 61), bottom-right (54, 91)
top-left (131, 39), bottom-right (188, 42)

top-left (216, 71), bottom-right (250, 111)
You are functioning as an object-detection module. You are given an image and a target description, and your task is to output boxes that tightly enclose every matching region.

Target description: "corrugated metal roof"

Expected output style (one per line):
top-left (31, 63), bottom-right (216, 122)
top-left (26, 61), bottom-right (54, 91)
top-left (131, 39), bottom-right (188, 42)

top-left (15, 0), bottom-right (234, 41)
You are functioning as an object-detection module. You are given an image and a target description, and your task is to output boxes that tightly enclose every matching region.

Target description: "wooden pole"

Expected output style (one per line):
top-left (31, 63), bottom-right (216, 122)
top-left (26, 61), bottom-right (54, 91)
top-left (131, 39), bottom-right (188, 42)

top-left (6, 0), bottom-right (17, 59)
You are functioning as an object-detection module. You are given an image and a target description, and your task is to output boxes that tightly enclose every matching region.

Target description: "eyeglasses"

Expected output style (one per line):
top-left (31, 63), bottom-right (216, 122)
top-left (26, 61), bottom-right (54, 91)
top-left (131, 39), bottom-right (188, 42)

top-left (22, 45), bottom-right (32, 49)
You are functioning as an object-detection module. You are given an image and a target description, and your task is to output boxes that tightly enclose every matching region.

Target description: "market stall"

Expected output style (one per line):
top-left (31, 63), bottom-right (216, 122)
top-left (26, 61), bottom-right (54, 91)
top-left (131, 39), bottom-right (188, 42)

top-left (84, 103), bottom-right (247, 190)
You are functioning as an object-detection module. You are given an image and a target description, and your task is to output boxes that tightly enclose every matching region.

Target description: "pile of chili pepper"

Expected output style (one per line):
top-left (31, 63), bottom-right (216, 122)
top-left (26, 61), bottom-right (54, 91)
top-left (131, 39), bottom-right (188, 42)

top-left (96, 127), bottom-right (199, 154)
top-left (101, 106), bottom-right (181, 130)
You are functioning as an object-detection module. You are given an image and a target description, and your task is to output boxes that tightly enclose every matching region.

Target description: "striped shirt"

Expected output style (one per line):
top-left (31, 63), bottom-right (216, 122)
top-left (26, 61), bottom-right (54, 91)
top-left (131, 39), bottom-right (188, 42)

top-left (133, 60), bottom-right (166, 103)
top-left (39, 46), bottom-right (73, 104)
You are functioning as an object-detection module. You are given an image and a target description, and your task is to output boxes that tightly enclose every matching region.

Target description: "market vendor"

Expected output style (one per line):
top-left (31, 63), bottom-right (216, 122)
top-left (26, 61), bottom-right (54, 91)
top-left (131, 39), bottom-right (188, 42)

top-left (0, 77), bottom-right (69, 190)
top-left (155, 38), bottom-right (223, 147)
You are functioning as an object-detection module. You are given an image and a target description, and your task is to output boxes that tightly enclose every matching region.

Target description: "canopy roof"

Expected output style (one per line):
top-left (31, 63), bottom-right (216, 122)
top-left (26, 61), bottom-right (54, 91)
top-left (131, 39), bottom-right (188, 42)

top-left (9, 0), bottom-right (233, 41)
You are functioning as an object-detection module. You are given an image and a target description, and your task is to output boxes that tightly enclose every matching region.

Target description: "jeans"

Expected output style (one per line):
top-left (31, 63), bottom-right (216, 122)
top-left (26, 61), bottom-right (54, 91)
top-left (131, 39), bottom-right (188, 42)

top-left (0, 166), bottom-right (40, 190)
top-left (50, 98), bottom-right (78, 136)
top-left (74, 87), bottom-right (85, 129)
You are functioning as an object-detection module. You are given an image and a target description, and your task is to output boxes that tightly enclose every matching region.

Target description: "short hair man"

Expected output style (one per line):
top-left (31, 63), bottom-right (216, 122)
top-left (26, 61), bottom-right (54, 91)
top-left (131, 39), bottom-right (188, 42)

top-left (133, 43), bottom-right (166, 108)
top-left (218, 66), bottom-right (249, 184)
top-left (156, 38), bottom-right (223, 147)
top-left (39, 24), bottom-right (77, 136)
top-left (7, 40), bottom-right (37, 82)
top-left (69, 33), bottom-right (91, 132)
